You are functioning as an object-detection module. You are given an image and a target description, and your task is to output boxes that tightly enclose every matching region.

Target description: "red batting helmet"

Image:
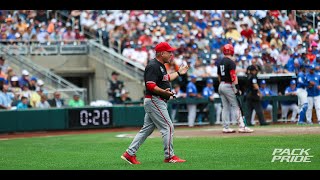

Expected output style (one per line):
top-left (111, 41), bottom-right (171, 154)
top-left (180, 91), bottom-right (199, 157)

top-left (223, 44), bottom-right (234, 56)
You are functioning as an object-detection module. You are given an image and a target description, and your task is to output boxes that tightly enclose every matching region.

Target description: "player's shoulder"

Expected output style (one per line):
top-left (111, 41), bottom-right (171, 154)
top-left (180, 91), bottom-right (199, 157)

top-left (187, 81), bottom-right (195, 87)
top-left (145, 59), bottom-right (159, 69)
top-left (146, 59), bottom-right (157, 66)
top-left (222, 57), bottom-right (234, 65)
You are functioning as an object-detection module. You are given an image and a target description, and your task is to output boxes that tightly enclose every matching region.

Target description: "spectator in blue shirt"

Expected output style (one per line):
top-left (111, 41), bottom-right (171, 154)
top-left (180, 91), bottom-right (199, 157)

top-left (286, 30), bottom-right (300, 51)
top-left (306, 65), bottom-right (320, 124)
top-left (16, 96), bottom-right (29, 109)
top-left (211, 36), bottom-right (226, 50)
top-left (210, 11), bottom-right (222, 25)
top-left (282, 25), bottom-right (292, 41)
top-left (285, 54), bottom-right (302, 74)
top-left (19, 69), bottom-right (30, 88)
top-left (244, 48), bottom-right (253, 61)
top-left (0, 80), bottom-right (13, 110)
top-left (195, 16), bottom-right (207, 30)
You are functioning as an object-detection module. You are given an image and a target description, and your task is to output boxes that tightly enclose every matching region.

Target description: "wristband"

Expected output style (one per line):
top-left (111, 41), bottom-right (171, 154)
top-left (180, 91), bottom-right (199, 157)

top-left (177, 71), bottom-right (181, 76)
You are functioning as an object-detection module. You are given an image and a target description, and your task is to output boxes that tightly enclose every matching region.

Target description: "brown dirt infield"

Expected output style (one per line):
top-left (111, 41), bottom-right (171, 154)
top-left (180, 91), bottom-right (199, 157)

top-left (0, 124), bottom-right (319, 140)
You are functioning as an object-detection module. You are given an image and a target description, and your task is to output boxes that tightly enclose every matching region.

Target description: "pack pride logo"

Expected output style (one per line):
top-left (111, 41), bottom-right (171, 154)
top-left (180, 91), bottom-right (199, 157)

top-left (271, 148), bottom-right (313, 162)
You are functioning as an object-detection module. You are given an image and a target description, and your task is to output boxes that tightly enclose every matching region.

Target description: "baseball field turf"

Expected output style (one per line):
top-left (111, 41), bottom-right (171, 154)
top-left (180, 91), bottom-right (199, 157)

top-left (0, 124), bottom-right (319, 170)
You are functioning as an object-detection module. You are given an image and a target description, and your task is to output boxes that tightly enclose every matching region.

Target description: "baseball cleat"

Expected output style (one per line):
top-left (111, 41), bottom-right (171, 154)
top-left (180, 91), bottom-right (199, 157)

top-left (238, 127), bottom-right (254, 133)
top-left (121, 151), bottom-right (141, 164)
top-left (164, 155), bottom-right (186, 163)
top-left (222, 128), bottom-right (236, 133)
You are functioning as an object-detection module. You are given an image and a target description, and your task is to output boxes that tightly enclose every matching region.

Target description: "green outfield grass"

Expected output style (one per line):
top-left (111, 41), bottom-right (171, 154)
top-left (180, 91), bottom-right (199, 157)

top-left (0, 127), bottom-right (319, 170)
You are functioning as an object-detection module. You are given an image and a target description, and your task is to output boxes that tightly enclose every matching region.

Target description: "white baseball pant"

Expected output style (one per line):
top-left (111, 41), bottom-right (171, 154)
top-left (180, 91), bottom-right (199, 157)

top-left (281, 104), bottom-right (299, 121)
top-left (306, 96), bottom-right (320, 124)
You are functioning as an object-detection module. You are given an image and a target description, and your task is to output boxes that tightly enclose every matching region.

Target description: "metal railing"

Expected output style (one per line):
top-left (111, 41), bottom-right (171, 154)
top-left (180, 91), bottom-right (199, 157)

top-left (0, 44), bottom-right (88, 104)
top-left (88, 40), bottom-right (144, 82)
top-left (0, 40), bottom-right (88, 55)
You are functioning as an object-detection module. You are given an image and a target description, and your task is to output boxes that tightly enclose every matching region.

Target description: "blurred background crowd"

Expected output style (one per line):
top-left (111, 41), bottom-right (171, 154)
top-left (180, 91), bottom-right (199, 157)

top-left (1, 10), bottom-right (320, 77)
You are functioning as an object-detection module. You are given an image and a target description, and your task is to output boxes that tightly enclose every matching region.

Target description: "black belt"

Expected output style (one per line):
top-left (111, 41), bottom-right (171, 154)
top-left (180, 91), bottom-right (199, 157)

top-left (145, 95), bottom-right (167, 102)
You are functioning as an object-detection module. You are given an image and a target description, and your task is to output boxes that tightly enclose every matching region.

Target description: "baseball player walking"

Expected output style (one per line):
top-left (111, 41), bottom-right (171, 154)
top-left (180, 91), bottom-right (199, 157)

top-left (296, 65), bottom-right (309, 124)
top-left (217, 44), bottom-right (253, 133)
top-left (306, 64), bottom-right (320, 124)
top-left (121, 42), bottom-right (189, 164)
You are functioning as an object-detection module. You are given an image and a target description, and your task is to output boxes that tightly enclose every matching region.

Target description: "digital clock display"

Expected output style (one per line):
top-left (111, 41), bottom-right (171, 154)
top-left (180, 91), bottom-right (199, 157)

top-left (68, 108), bottom-right (113, 129)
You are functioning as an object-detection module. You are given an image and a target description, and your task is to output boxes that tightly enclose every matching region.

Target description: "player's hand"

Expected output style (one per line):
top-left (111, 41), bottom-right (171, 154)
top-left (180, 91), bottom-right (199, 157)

top-left (310, 81), bottom-right (315, 87)
top-left (164, 88), bottom-right (174, 99)
top-left (235, 90), bottom-right (241, 96)
top-left (235, 88), bottom-right (241, 96)
top-left (318, 85), bottom-right (320, 90)
top-left (178, 64), bottom-right (189, 75)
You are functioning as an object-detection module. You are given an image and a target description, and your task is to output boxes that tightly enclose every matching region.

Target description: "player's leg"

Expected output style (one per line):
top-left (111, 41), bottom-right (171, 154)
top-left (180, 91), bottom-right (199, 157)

top-left (297, 88), bottom-right (303, 109)
top-left (245, 100), bottom-right (254, 126)
top-left (126, 98), bottom-right (156, 155)
top-left (214, 103), bottom-right (222, 124)
top-left (171, 104), bottom-right (177, 123)
top-left (219, 84), bottom-right (231, 130)
top-left (220, 89), bottom-right (236, 132)
top-left (266, 104), bottom-right (273, 121)
top-left (306, 97), bottom-right (314, 124)
top-left (297, 88), bottom-right (308, 124)
top-left (253, 101), bottom-right (267, 125)
top-left (148, 97), bottom-right (176, 159)
top-left (187, 104), bottom-right (197, 127)
top-left (290, 104), bottom-right (299, 122)
top-left (298, 103), bottom-right (308, 124)
top-left (281, 105), bottom-right (289, 121)
top-left (251, 110), bottom-right (256, 125)
top-left (221, 84), bottom-right (244, 127)
top-left (314, 95), bottom-right (320, 124)
top-left (220, 94), bottom-right (231, 129)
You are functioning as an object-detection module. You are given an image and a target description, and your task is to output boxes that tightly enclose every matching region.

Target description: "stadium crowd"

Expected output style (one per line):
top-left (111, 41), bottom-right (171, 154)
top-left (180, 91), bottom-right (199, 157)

top-left (1, 10), bottom-right (320, 77)
top-left (63, 10), bottom-right (320, 78)
top-left (0, 10), bottom-right (85, 45)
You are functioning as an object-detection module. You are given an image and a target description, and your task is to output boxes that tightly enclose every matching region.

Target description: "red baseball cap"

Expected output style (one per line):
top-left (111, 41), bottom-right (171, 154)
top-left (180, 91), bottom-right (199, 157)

top-left (155, 42), bottom-right (177, 52)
